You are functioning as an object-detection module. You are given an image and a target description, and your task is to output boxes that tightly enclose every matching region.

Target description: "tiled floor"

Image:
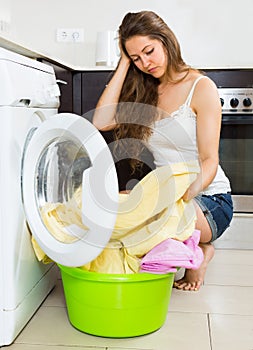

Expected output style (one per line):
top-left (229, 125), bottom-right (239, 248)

top-left (4, 249), bottom-right (253, 350)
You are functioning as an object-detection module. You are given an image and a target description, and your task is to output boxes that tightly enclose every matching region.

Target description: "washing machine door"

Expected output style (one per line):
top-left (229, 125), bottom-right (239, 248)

top-left (21, 113), bottom-right (119, 267)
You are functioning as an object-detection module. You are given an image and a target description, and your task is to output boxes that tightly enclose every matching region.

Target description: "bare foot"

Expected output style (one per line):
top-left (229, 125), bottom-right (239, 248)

top-left (173, 243), bottom-right (215, 291)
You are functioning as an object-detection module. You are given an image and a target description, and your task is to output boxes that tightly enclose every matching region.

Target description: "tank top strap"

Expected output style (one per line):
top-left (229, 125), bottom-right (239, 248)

top-left (185, 76), bottom-right (208, 106)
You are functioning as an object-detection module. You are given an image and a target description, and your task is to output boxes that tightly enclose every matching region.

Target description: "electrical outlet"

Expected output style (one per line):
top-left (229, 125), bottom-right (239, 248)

top-left (56, 28), bottom-right (84, 43)
top-left (0, 20), bottom-right (10, 33)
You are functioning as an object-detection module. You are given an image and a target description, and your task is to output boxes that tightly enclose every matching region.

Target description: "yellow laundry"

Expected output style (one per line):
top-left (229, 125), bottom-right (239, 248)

top-left (79, 240), bottom-right (139, 274)
top-left (32, 160), bottom-right (199, 273)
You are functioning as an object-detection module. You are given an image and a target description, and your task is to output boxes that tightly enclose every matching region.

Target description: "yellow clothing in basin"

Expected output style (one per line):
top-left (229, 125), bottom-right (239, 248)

top-left (33, 161), bottom-right (199, 273)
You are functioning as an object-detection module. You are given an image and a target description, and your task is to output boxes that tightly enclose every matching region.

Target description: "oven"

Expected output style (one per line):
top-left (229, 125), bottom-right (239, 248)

top-left (218, 87), bottom-right (253, 213)
top-left (204, 69), bottom-right (253, 248)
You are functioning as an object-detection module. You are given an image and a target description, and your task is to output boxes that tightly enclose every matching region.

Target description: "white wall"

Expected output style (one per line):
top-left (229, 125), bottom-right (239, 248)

top-left (1, 0), bottom-right (253, 68)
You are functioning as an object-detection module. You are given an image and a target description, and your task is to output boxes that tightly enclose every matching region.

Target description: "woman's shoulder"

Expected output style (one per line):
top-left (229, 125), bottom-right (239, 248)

top-left (184, 73), bottom-right (218, 105)
top-left (188, 70), bottom-right (216, 88)
top-left (189, 71), bottom-right (221, 112)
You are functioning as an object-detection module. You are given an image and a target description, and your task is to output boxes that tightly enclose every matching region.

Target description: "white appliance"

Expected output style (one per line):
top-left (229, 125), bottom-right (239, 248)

top-left (95, 30), bottom-right (119, 67)
top-left (0, 47), bottom-right (119, 346)
top-left (0, 47), bottom-right (60, 346)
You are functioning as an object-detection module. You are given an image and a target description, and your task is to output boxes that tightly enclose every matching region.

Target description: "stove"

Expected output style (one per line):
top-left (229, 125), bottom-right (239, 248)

top-left (218, 88), bottom-right (253, 113)
top-left (215, 85), bottom-right (253, 213)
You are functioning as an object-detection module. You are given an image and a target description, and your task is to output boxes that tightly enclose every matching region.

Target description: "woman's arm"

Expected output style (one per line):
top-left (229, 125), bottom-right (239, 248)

top-left (183, 77), bottom-right (222, 201)
top-left (92, 54), bottom-right (131, 131)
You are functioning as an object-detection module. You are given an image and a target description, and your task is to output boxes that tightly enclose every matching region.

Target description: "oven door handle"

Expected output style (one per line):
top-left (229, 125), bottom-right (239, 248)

top-left (222, 115), bottom-right (253, 125)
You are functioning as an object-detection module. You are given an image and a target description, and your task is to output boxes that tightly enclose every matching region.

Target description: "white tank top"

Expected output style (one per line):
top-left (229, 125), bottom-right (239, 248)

top-left (147, 76), bottom-right (231, 195)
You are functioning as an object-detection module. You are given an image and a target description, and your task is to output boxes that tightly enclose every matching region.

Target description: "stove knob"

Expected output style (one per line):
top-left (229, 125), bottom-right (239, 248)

top-left (220, 98), bottom-right (224, 107)
top-left (243, 98), bottom-right (252, 107)
top-left (230, 98), bottom-right (239, 108)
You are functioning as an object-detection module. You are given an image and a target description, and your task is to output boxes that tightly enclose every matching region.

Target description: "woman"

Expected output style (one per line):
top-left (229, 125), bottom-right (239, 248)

top-left (93, 10), bottom-right (233, 291)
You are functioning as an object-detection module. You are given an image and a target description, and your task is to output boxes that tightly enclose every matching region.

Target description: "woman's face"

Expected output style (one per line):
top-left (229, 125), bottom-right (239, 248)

top-left (125, 35), bottom-right (167, 80)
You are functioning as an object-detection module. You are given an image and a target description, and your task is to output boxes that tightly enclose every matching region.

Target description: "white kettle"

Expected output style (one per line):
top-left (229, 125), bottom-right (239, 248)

top-left (95, 30), bottom-right (120, 68)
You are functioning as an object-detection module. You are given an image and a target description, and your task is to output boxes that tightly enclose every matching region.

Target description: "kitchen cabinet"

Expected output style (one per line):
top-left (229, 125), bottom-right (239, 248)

top-left (72, 71), bottom-right (112, 117)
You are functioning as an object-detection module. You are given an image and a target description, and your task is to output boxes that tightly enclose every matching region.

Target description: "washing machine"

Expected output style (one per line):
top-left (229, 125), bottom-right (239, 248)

top-left (0, 47), bottom-right (119, 346)
top-left (0, 47), bottom-right (61, 346)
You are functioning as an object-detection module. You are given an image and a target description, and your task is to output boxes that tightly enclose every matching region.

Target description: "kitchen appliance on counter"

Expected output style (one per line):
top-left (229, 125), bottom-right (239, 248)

top-left (95, 30), bottom-right (119, 67)
top-left (0, 47), bottom-right (119, 345)
top-left (206, 69), bottom-right (253, 248)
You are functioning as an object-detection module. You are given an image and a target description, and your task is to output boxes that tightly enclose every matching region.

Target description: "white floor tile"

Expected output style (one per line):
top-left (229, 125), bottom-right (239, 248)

top-left (205, 249), bottom-right (253, 286)
top-left (14, 306), bottom-right (211, 350)
top-left (42, 280), bottom-right (66, 307)
top-left (7, 345), bottom-right (106, 350)
top-left (170, 285), bottom-right (253, 315)
top-left (210, 314), bottom-right (253, 350)
top-left (211, 249), bottom-right (253, 266)
top-left (107, 348), bottom-right (152, 350)
top-left (109, 309), bottom-right (211, 350)
top-left (214, 214), bottom-right (253, 250)
top-left (205, 262), bottom-right (253, 286)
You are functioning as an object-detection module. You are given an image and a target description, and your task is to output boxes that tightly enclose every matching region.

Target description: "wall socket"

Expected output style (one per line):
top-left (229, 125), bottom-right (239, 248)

top-left (0, 20), bottom-right (10, 33)
top-left (56, 28), bottom-right (84, 42)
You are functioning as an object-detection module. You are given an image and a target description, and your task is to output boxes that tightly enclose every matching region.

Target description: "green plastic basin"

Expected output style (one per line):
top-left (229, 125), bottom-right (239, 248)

top-left (58, 264), bottom-right (174, 338)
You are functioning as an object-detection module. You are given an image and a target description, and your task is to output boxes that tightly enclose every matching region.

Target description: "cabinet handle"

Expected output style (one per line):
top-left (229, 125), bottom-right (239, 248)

top-left (56, 79), bottom-right (68, 85)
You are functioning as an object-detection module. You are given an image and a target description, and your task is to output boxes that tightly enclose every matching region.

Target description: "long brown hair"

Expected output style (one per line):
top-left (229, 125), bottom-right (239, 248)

top-left (114, 10), bottom-right (190, 169)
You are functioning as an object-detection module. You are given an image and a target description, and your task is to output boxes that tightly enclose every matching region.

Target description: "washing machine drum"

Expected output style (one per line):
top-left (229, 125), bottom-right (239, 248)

top-left (21, 113), bottom-right (119, 267)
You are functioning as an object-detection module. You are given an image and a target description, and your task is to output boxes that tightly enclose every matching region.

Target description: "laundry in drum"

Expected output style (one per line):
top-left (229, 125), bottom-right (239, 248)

top-left (32, 160), bottom-right (201, 274)
top-left (40, 186), bottom-right (87, 243)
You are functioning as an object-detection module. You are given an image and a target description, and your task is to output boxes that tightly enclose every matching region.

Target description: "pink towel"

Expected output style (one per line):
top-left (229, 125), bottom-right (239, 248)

top-left (140, 229), bottom-right (204, 273)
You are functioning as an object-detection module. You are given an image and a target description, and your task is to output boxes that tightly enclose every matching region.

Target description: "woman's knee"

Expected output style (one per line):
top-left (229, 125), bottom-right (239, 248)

top-left (194, 203), bottom-right (213, 243)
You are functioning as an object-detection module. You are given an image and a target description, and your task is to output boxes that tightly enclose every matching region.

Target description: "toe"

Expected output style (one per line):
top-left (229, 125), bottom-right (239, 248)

top-left (183, 283), bottom-right (193, 291)
top-left (176, 281), bottom-right (188, 290)
top-left (173, 278), bottom-right (185, 288)
top-left (194, 280), bottom-right (202, 291)
top-left (189, 282), bottom-right (197, 291)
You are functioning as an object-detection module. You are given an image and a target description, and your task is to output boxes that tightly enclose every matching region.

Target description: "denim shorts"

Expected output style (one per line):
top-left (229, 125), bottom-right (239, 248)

top-left (194, 193), bottom-right (233, 242)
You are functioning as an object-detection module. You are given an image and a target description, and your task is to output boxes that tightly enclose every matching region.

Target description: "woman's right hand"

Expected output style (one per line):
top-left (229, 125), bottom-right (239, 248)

top-left (120, 53), bottom-right (131, 67)
top-left (118, 37), bottom-right (131, 65)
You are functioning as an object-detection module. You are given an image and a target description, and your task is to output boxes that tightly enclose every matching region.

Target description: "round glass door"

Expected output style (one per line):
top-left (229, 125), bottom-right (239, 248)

top-left (22, 113), bottom-right (119, 266)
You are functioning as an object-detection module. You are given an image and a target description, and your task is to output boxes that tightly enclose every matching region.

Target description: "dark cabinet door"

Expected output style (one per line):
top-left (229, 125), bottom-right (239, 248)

top-left (73, 71), bottom-right (113, 118)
